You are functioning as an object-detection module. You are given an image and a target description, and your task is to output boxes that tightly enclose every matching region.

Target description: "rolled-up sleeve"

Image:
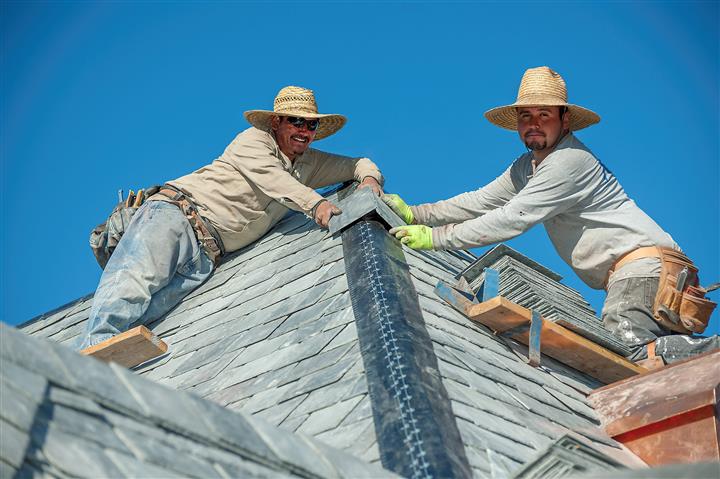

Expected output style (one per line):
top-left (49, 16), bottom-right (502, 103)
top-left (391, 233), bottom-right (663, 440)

top-left (433, 154), bottom-right (590, 250)
top-left (227, 132), bottom-right (325, 213)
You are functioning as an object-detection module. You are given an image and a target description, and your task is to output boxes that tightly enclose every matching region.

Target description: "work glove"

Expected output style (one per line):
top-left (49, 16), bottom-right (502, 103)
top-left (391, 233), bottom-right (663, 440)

top-left (389, 225), bottom-right (434, 250)
top-left (382, 194), bottom-right (414, 225)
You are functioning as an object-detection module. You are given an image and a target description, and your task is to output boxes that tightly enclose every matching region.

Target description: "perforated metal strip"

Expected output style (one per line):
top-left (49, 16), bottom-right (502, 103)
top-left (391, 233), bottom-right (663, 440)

top-left (342, 220), bottom-right (472, 479)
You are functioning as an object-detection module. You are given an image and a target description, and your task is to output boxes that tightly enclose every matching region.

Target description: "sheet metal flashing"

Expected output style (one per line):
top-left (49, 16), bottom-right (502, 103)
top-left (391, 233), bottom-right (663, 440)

top-left (459, 244), bottom-right (562, 283)
top-left (342, 220), bottom-right (472, 479)
top-left (329, 187), bottom-right (404, 235)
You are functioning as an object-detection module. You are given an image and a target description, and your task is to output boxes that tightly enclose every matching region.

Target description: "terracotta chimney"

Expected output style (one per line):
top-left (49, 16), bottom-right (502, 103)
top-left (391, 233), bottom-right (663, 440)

top-left (588, 350), bottom-right (719, 466)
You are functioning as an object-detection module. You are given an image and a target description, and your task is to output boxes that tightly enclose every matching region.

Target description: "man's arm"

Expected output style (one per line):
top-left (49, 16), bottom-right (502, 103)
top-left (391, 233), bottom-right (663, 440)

top-left (411, 163), bottom-right (520, 227)
top-left (302, 150), bottom-right (384, 194)
top-left (432, 153), bottom-right (589, 250)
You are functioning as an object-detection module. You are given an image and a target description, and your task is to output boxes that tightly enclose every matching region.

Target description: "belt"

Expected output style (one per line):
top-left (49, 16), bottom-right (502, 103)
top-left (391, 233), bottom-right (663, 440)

top-left (157, 186), bottom-right (225, 265)
top-left (606, 246), bottom-right (661, 288)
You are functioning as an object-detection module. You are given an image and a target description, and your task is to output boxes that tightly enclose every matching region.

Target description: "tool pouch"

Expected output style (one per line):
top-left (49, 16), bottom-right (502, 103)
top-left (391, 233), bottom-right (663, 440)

top-left (653, 248), bottom-right (716, 334)
top-left (89, 186), bottom-right (161, 269)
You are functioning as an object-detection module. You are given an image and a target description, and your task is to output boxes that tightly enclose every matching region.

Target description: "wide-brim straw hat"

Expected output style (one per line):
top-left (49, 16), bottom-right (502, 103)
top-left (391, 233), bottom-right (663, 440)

top-left (244, 86), bottom-right (347, 140)
top-left (484, 66), bottom-right (600, 131)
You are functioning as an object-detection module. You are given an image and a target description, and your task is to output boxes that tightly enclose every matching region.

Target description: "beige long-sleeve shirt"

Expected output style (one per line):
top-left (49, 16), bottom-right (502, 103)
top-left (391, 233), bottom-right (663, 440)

top-left (166, 127), bottom-right (382, 253)
top-left (411, 134), bottom-right (676, 290)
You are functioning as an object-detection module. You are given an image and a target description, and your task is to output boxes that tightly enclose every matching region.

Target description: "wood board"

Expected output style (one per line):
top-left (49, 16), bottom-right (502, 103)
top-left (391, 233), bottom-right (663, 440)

top-left (80, 325), bottom-right (167, 368)
top-left (465, 296), bottom-right (647, 384)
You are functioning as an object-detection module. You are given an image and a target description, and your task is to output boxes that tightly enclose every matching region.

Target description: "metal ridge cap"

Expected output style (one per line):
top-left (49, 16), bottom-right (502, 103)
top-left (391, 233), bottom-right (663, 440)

top-left (328, 187), bottom-right (405, 235)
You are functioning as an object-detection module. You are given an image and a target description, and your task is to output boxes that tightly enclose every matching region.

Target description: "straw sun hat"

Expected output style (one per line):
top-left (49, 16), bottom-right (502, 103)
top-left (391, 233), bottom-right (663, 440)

top-left (244, 86), bottom-right (347, 140)
top-left (484, 66), bottom-right (600, 131)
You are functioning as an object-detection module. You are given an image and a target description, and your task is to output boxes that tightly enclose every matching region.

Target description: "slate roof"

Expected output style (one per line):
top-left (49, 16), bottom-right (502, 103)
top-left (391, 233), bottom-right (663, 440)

top-left (12, 185), bottom-right (647, 478)
top-left (0, 322), bottom-right (393, 478)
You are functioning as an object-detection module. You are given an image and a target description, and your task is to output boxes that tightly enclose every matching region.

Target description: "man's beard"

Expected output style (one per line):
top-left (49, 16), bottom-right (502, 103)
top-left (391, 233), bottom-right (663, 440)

top-left (524, 138), bottom-right (548, 151)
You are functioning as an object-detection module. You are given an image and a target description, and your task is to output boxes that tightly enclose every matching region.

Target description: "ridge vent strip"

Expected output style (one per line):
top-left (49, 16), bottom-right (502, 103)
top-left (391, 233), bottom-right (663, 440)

top-left (342, 219), bottom-right (472, 479)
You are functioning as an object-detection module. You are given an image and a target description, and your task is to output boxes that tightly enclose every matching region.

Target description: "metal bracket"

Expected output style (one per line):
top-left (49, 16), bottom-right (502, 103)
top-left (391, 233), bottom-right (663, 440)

top-left (435, 280), bottom-right (478, 315)
top-left (528, 310), bottom-right (543, 367)
top-left (480, 267), bottom-right (499, 301)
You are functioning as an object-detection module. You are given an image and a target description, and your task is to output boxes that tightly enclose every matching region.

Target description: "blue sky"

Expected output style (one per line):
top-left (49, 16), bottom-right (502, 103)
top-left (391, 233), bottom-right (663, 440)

top-left (2, 1), bottom-right (718, 337)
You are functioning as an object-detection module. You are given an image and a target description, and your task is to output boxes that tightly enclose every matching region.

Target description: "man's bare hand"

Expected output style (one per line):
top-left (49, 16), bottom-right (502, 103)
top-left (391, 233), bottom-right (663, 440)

top-left (314, 200), bottom-right (342, 229)
top-left (357, 177), bottom-right (383, 196)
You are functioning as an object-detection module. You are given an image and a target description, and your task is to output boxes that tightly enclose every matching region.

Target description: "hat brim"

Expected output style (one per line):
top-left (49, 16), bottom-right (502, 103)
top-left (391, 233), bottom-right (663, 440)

top-left (484, 102), bottom-right (600, 131)
top-left (243, 110), bottom-right (347, 140)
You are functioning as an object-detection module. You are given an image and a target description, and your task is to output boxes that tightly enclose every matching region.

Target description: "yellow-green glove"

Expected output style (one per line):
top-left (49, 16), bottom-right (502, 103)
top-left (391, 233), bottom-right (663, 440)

top-left (382, 194), bottom-right (414, 225)
top-left (389, 225), bottom-right (434, 250)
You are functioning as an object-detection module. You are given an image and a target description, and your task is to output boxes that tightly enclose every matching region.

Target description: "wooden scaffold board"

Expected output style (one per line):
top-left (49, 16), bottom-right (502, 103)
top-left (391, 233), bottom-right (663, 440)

top-left (465, 296), bottom-right (647, 384)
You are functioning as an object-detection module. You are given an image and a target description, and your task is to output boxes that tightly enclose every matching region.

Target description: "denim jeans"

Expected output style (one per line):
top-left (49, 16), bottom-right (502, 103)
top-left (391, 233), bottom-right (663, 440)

top-left (602, 271), bottom-right (719, 364)
top-left (78, 201), bottom-right (214, 350)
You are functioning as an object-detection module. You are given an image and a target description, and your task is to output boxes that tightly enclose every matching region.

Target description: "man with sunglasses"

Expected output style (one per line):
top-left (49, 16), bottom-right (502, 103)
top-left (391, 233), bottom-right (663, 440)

top-left (78, 85), bottom-right (383, 351)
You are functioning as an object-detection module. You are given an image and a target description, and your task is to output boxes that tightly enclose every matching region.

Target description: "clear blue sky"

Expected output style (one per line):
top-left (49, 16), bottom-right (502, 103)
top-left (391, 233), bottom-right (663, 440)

top-left (2, 1), bottom-right (718, 336)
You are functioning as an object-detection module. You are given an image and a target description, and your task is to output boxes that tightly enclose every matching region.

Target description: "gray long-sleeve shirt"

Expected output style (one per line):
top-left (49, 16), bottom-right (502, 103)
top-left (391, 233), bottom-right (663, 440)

top-left (411, 134), bottom-right (676, 289)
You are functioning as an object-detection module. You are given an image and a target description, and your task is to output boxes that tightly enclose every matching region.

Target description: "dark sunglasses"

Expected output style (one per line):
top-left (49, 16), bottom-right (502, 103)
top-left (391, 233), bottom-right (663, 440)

top-left (285, 116), bottom-right (320, 131)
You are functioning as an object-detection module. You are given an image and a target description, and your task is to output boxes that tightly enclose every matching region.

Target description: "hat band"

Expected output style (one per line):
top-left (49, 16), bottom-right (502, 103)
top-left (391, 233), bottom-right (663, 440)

top-left (515, 93), bottom-right (568, 106)
top-left (274, 104), bottom-right (319, 115)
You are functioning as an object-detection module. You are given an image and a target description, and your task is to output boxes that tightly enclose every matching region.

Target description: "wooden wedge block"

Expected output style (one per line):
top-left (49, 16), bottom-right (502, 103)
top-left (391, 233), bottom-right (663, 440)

top-left (80, 326), bottom-right (167, 368)
top-left (465, 297), bottom-right (647, 384)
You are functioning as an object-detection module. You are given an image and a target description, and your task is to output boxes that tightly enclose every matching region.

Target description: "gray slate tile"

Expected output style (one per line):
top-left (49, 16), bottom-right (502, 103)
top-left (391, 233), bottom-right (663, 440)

top-left (0, 379), bottom-right (42, 432)
top-left (38, 402), bottom-right (131, 454)
top-left (0, 418), bottom-right (29, 468)
top-left (113, 427), bottom-right (223, 478)
top-left (253, 395), bottom-right (307, 426)
top-left (37, 426), bottom-right (125, 479)
top-left (104, 449), bottom-right (179, 478)
top-left (244, 414), bottom-right (339, 478)
top-left (296, 395), bottom-right (364, 436)
top-left (0, 360), bottom-right (48, 403)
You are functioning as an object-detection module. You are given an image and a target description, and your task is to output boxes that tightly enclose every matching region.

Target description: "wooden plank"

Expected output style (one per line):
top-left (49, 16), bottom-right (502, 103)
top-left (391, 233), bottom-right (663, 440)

top-left (80, 326), bottom-right (168, 368)
top-left (465, 297), bottom-right (647, 384)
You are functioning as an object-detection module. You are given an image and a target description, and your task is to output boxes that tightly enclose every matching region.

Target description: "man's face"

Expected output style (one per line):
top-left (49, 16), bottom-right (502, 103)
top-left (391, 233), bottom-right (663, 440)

top-left (271, 116), bottom-right (318, 160)
top-left (516, 106), bottom-right (569, 157)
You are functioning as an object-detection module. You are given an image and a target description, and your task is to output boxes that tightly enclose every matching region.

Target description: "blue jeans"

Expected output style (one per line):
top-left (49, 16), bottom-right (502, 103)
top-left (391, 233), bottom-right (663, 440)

top-left (78, 201), bottom-right (214, 350)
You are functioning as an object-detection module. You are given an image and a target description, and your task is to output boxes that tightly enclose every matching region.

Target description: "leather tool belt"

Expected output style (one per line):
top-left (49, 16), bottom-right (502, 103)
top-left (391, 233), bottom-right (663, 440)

top-left (609, 246), bottom-right (716, 334)
top-left (157, 186), bottom-right (225, 266)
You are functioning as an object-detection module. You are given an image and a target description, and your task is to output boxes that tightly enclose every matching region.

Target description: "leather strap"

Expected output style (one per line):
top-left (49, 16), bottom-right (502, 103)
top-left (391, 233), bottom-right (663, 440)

top-left (606, 246), bottom-right (662, 288)
top-left (647, 340), bottom-right (656, 359)
top-left (636, 340), bottom-right (665, 370)
top-left (614, 246), bottom-right (662, 271)
top-left (156, 187), bottom-right (225, 265)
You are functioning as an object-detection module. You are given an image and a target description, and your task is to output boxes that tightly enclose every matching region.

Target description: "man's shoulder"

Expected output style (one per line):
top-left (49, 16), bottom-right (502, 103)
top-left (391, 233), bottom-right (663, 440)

top-left (229, 126), bottom-right (277, 151)
top-left (235, 126), bottom-right (273, 142)
top-left (552, 135), bottom-right (597, 164)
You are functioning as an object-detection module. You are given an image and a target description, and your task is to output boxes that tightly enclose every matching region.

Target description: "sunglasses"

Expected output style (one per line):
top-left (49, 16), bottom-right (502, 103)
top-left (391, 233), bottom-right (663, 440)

top-left (285, 116), bottom-right (320, 131)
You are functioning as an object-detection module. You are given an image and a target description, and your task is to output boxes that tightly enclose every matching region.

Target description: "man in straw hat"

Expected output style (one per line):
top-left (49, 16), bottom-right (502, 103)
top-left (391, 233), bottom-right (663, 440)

top-left (78, 86), bottom-right (383, 350)
top-left (384, 66), bottom-right (718, 366)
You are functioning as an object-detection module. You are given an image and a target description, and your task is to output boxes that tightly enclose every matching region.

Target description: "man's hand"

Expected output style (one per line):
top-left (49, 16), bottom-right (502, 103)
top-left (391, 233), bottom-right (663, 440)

top-left (357, 177), bottom-right (383, 196)
top-left (313, 200), bottom-right (342, 229)
top-left (389, 225), bottom-right (434, 250)
top-left (382, 194), bottom-right (414, 224)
